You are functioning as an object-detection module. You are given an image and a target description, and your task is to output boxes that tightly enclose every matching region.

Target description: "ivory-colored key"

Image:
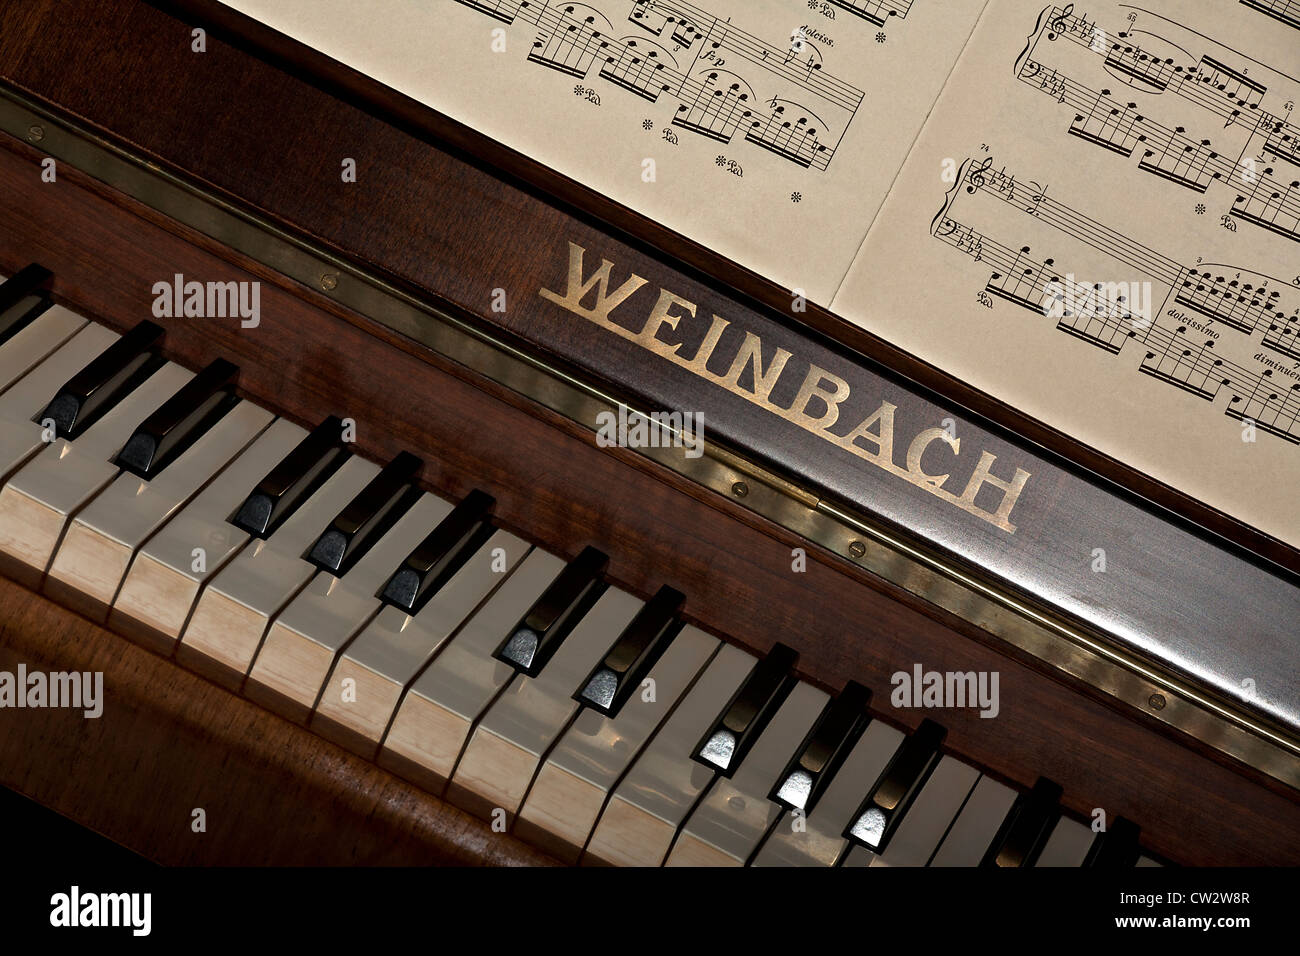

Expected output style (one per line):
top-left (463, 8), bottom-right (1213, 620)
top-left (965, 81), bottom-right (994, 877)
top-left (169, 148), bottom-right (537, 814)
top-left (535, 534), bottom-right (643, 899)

top-left (584, 643), bottom-right (755, 867)
top-left (312, 529), bottom-right (530, 758)
top-left (0, 362), bottom-right (191, 588)
top-left (752, 719), bottom-right (906, 867)
top-left (0, 305), bottom-right (86, 397)
top-left (867, 755), bottom-right (981, 867)
top-left (110, 418), bottom-right (308, 652)
top-left (1035, 817), bottom-right (1098, 866)
top-left (514, 626), bottom-right (718, 864)
top-left (665, 681), bottom-right (827, 867)
top-left (177, 456), bottom-right (377, 689)
top-left (44, 399), bottom-right (272, 620)
top-left (840, 844), bottom-right (874, 866)
top-left (378, 548), bottom-right (565, 795)
top-left (929, 775), bottom-right (1018, 867)
top-left (0, 323), bottom-right (117, 484)
top-left (446, 587), bottom-right (643, 823)
top-left (245, 492), bottom-right (451, 723)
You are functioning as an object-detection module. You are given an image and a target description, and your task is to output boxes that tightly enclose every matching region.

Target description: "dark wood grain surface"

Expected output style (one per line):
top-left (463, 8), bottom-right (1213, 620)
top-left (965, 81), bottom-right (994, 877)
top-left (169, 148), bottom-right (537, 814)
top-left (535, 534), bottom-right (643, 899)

top-left (0, 124), bottom-right (1295, 864)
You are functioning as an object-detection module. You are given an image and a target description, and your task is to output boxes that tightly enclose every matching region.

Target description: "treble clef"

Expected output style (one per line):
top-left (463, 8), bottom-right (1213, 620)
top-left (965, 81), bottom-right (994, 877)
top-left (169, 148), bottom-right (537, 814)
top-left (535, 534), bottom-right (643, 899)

top-left (966, 155), bottom-right (994, 194)
top-left (1050, 3), bottom-right (1074, 39)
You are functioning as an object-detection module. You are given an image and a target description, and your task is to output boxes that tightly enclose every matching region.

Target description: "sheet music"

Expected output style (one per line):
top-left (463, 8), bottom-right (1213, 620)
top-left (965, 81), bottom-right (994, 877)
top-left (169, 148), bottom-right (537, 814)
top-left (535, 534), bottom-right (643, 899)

top-left (834, 0), bottom-right (1300, 550)
top-left (216, 0), bottom-right (988, 304)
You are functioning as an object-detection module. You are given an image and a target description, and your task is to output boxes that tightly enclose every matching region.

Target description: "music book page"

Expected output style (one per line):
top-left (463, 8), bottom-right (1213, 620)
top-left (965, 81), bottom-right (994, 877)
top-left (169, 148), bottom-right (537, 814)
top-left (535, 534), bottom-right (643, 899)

top-left (833, 0), bottom-right (1300, 550)
top-left (218, 0), bottom-right (1300, 550)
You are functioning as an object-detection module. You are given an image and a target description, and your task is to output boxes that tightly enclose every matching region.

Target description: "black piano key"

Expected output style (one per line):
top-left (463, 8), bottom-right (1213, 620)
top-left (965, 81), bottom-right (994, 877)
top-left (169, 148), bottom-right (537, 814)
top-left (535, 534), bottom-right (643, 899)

top-left (693, 643), bottom-right (798, 777)
top-left (979, 776), bottom-right (1063, 868)
top-left (115, 357), bottom-right (241, 477)
top-left (0, 264), bottom-right (52, 346)
top-left (844, 718), bottom-right (946, 853)
top-left (230, 416), bottom-right (348, 538)
top-left (769, 680), bottom-right (871, 814)
top-left (380, 488), bottom-right (496, 613)
top-left (494, 545), bottom-right (609, 677)
top-left (1084, 816), bottom-right (1142, 868)
top-left (306, 451), bottom-right (423, 576)
top-left (37, 319), bottom-right (164, 440)
top-left (575, 584), bottom-right (684, 717)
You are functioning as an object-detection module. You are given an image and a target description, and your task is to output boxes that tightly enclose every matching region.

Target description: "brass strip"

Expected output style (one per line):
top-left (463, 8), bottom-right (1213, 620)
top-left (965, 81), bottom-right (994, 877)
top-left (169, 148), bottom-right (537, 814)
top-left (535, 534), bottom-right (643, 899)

top-left (3, 85), bottom-right (1297, 789)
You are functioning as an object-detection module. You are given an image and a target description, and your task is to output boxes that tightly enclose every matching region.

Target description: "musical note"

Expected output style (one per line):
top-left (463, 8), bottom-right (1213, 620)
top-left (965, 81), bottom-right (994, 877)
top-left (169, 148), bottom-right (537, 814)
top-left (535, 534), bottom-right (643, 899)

top-left (1139, 327), bottom-right (1227, 400)
top-left (454, 0), bottom-right (870, 172)
top-left (1232, 174), bottom-right (1300, 244)
top-left (1225, 370), bottom-right (1300, 443)
top-left (826, 0), bottom-right (914, 29)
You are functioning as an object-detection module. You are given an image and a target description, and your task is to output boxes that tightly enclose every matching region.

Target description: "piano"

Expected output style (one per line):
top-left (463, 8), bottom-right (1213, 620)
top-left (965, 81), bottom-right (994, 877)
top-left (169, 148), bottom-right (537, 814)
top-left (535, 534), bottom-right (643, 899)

top-left (0, 0), bottom-right (1295, 869)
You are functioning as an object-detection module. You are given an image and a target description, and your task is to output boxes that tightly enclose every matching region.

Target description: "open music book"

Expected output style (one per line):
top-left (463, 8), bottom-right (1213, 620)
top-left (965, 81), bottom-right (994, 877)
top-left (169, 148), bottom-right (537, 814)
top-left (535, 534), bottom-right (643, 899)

top-left (217, 0), bottom-right (1300, 552)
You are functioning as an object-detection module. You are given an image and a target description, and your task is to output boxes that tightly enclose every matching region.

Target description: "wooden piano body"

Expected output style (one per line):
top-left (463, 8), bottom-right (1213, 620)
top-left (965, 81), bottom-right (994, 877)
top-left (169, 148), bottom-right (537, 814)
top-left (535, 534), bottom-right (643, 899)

top-left (0, 0), bottom-right (1296, 866)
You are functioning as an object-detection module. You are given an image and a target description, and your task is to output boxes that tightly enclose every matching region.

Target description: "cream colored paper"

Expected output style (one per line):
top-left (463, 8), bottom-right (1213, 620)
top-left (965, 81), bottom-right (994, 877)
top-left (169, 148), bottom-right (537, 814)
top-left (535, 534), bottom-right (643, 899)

top-left (834, 0), bottom-right (1300, 549)
top-left (217, 0), bottom-right (988, 305)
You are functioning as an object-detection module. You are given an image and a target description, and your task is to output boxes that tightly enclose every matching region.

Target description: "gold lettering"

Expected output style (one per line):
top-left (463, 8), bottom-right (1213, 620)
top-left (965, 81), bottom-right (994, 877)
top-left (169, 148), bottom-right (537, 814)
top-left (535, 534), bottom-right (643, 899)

top-left (538, 245), bottom-right (1032, 533)
top-left (905, 428), bottom-right (960, 489)
top-left (838, 401), bottom-right (896, 464)
top-left (538, 242), bottom-right (647, 325)
top-left (722, 331), bottom-right (792, 403)
top-left (789, 364), bottom-right (851, 430)
top-left (686, 314), bottom-right (731, 373)
top-left (638, 290), bottom-right (697, 358)
top-left (958, 452), bottom-right (1032, 532)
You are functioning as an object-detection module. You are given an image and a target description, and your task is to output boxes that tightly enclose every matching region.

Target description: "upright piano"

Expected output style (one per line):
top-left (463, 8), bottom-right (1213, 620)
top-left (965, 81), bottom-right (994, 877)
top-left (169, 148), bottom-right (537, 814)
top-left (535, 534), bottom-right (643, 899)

top-left (0, 0), bottom-right (1296, 867)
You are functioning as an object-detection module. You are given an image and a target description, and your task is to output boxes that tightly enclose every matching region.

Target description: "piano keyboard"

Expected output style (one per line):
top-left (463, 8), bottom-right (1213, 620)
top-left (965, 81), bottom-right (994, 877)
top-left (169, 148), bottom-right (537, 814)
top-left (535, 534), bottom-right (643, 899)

top-left (0, 268), bottom-right (1164, 867)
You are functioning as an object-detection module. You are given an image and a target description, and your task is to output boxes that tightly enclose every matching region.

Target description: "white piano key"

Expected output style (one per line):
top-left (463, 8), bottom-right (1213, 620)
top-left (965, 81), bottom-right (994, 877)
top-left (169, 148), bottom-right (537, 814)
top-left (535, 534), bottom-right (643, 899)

top-left (0, 305), bottom-right (86, 397)
top-left (752, 718), bottom-right (906, 867)
top-left (176, 455), bottom-right (379, 689)
top-left (0, 323), bottom-right (117, 482)
top-left (0, 362), bottom-right (192, 588)
top-left (929, 775), bottom-right (1018, 867)
top-left (312, 528), bottom-right (530, 758)
top-left (867, 755), bottom-right (980, 867)
top-left (446, 586), bottom-right (643, 823)
top-left (515, 624), bottom-right (718, 864)
top-left (1136, 855), bottom-right (1163, 867)
top-left (245, 491), bottom-right (452, 723)
top-left (840, 844), bottom-right (874, 867)
top-left (44, 399), bottom-right (272, 619)
top-left (585, 643), bottom-right (755, 867)
top-left (109, 418), bottom-right (308, 652)
top-left (1035, 816), bottom-right (1097, 867)
top-left (377, 548), bottom-right (564, 794)
top-left (665, 681), bottom-right (827, 867)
